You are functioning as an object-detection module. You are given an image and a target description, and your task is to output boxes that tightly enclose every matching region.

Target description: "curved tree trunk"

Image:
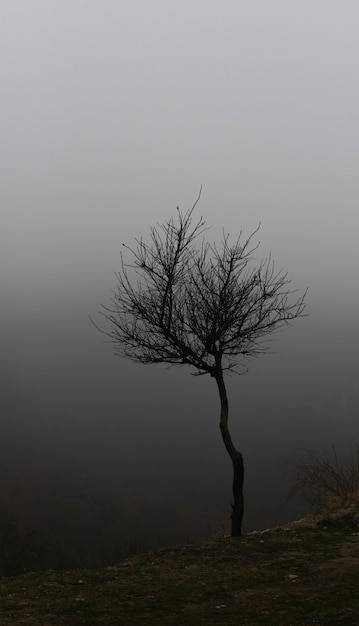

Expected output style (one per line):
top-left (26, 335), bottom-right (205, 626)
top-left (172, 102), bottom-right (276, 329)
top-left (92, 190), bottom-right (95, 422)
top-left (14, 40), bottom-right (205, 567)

top-left (215, 371), bottom-right (244, 536)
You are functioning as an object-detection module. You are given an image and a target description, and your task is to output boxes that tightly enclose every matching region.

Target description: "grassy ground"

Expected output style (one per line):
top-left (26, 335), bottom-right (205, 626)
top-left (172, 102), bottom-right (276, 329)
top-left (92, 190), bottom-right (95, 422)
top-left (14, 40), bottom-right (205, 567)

top-left (0, 514), bottom-right (358, 625)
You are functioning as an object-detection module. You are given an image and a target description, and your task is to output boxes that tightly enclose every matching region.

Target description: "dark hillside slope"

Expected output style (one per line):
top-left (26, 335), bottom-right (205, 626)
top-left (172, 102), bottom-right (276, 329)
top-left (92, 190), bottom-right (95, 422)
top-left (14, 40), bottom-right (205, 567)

top-left (0, 504), bottom-right (358, 625)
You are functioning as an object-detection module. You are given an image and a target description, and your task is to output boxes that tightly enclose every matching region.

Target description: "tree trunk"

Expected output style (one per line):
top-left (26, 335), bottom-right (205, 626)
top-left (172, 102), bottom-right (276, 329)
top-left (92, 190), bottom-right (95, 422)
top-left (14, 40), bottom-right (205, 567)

top-left (215, 371), bottom-right (244, 536)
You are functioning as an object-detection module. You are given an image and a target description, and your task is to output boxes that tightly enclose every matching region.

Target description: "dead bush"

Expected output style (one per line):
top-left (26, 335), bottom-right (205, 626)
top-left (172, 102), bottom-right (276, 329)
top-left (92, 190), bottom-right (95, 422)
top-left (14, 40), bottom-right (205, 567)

top-left (290, 444), bottom-right (359, 512)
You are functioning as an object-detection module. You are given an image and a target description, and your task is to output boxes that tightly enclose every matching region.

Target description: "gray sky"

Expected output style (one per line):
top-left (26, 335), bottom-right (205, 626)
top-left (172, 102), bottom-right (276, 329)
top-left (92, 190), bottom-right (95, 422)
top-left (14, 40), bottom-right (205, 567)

top-left (2, 1), bottom-right (359, 302)
top-left (1, 1), bottom-right (359, 549)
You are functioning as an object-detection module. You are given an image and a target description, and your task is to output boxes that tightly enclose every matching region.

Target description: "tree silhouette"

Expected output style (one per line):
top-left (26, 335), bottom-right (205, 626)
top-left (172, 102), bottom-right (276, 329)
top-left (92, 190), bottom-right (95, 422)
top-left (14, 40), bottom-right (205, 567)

top-left (97, 194), bottom-right (306, 535)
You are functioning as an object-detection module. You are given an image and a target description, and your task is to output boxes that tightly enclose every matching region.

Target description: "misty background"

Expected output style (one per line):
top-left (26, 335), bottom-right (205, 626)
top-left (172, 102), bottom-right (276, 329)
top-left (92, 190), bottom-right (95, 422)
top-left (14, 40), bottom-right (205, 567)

top-left (1, 1), bottom-right (358, 569)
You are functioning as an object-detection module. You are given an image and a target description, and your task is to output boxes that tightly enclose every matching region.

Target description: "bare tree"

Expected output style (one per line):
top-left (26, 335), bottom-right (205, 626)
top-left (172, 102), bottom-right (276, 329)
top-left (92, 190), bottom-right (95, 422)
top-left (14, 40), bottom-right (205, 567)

top-left (95, 194), bottom-right (306, 536)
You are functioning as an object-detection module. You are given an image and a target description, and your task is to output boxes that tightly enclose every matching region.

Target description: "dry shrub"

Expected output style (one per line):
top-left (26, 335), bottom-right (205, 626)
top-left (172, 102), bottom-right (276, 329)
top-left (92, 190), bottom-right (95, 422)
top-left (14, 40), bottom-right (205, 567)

top-left (290, 445), bottom-right (359, 513)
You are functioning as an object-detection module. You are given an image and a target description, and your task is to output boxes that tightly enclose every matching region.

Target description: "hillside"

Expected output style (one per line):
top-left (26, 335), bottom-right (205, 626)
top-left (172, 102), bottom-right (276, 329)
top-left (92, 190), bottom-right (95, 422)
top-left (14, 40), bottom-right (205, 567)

top-left (0, 505), bottom-right (358, 625)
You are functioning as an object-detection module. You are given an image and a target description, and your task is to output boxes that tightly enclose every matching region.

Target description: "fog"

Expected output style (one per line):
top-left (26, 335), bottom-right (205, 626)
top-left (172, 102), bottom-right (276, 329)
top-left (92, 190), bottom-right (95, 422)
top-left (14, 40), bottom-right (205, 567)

top-left (1, 1), bottom-right (359, 569)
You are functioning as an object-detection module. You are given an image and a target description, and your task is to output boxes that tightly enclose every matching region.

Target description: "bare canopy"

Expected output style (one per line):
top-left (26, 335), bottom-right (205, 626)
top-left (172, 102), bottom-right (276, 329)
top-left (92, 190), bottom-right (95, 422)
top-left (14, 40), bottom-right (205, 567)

top-left (96, 194), bottom-right (306, 535)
